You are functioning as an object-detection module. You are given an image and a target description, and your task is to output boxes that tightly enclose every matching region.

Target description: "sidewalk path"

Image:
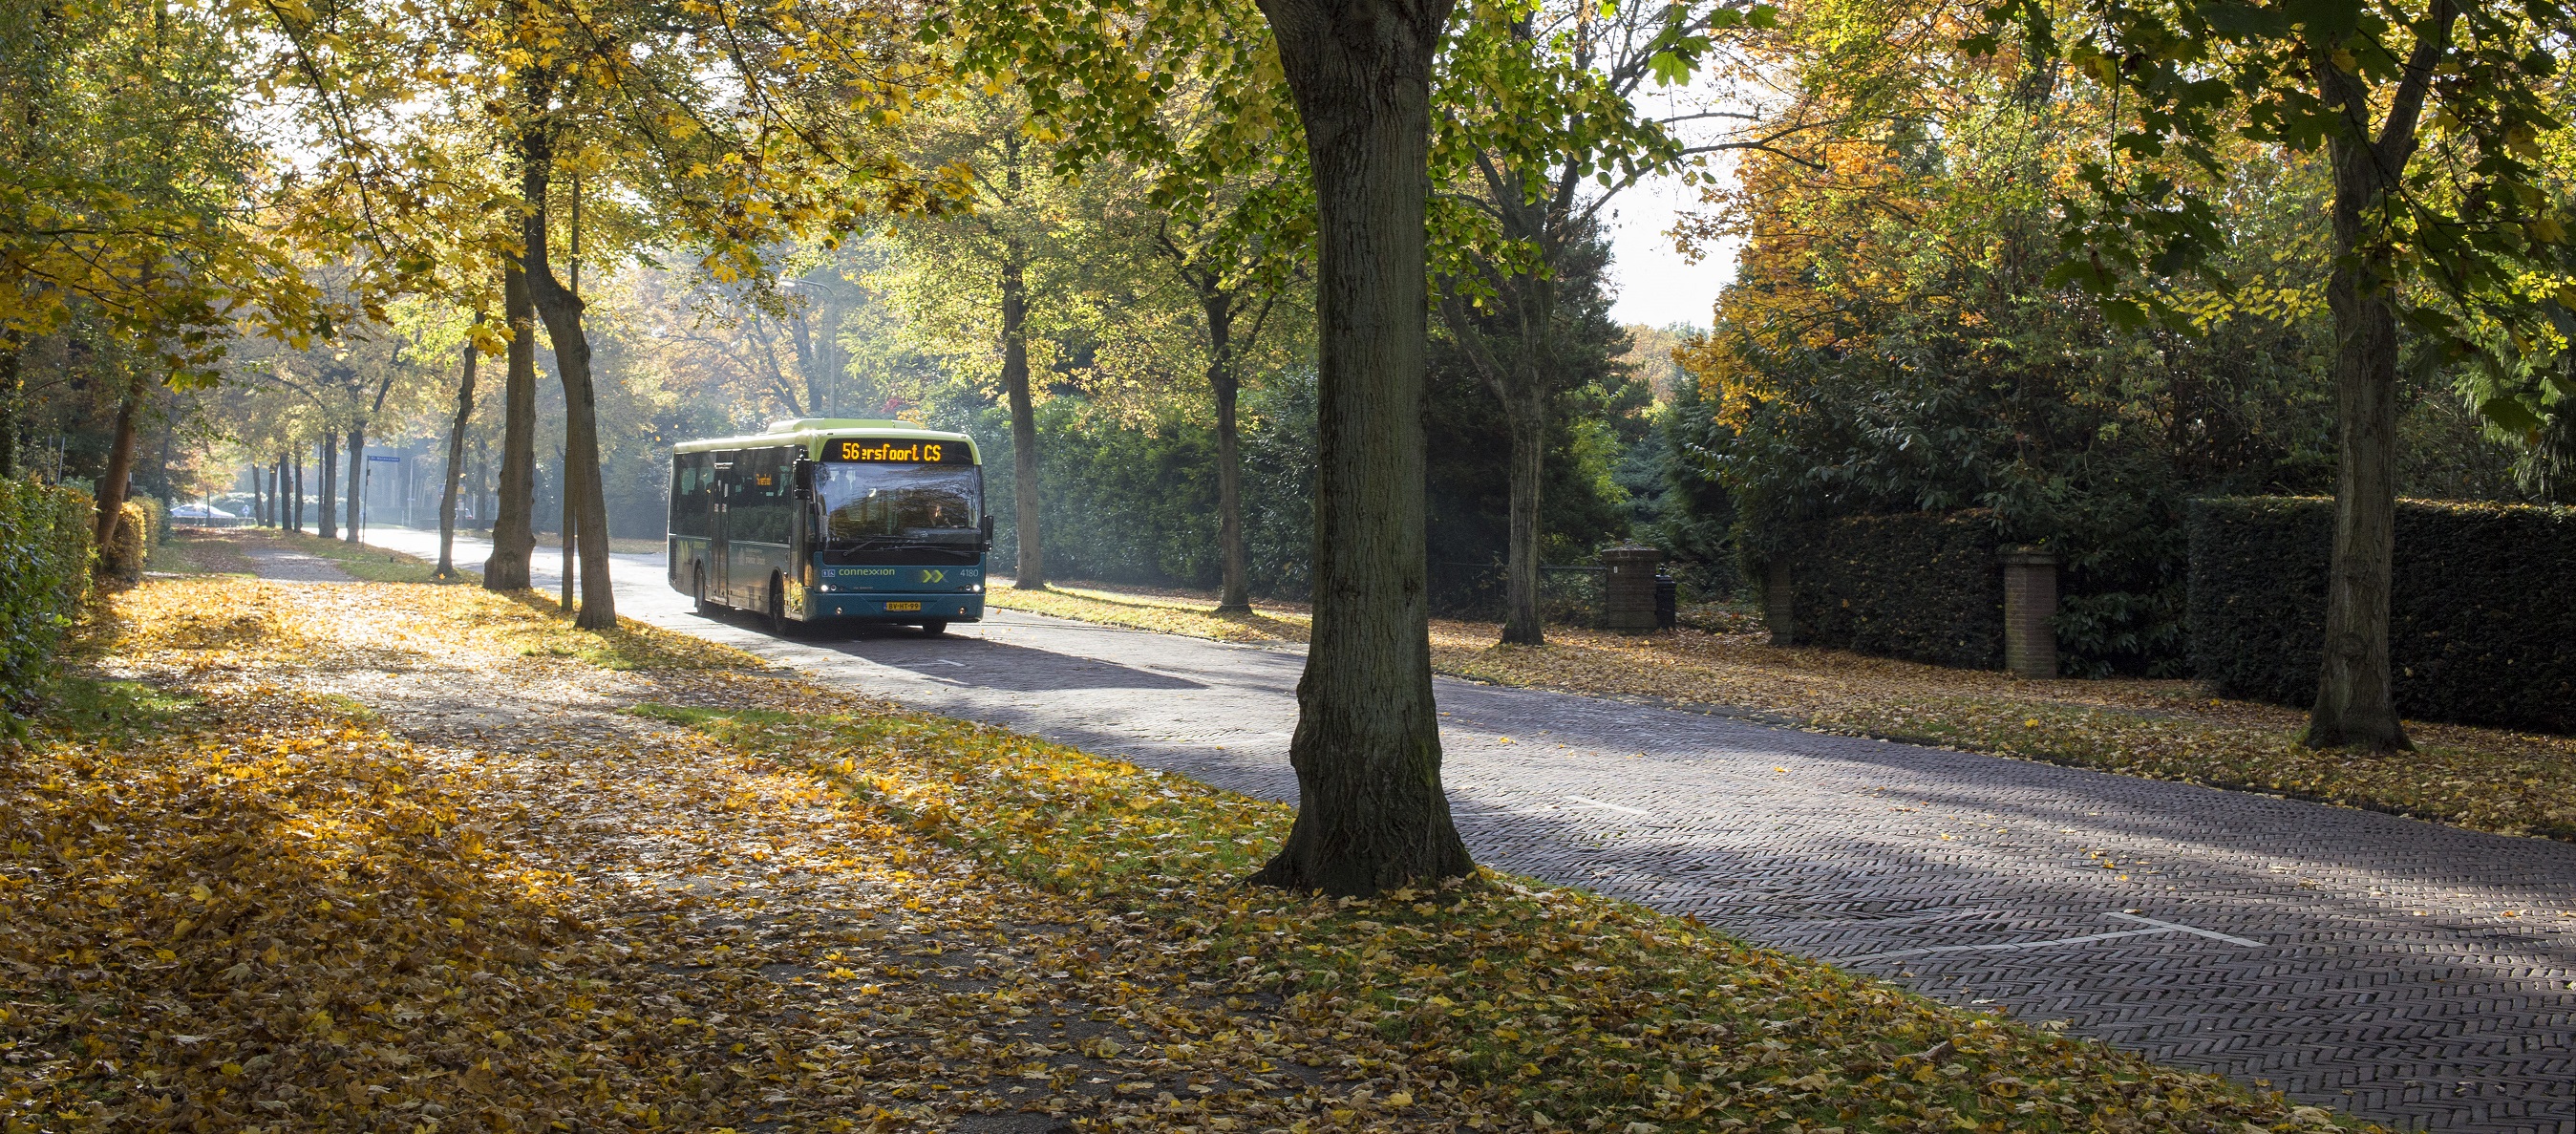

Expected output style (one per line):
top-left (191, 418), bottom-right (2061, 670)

top-left (355, 526), bottom-right (2576, 1132)
top-left (239, 544), bottom-right (356, 582)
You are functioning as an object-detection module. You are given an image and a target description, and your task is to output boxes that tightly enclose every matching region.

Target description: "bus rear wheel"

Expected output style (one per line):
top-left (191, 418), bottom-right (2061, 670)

top-left (919, 621), bottom-right (947, 637)
top-left (692, 565), bottom-right (715, 616)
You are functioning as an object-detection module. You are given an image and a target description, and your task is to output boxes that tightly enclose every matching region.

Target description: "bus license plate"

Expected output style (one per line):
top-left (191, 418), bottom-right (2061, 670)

top-left (886, 602), bottom-right (922, 611)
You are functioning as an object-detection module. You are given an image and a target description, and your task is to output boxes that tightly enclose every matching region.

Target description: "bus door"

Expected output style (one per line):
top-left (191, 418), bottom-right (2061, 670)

top-left (710, 450), bottom-right (737, 602)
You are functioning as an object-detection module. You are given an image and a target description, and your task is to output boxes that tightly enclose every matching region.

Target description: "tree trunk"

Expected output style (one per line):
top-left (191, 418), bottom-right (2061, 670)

top-left (250, 463), bottom-right (264, 526)
top-left (92, 366), bottom-right (150, 555)
top-left (1209, 301), bottom-right (1250, 614)
top-left (485, 266), bottom-right (539, 589)
top-left (437, 332), bottom-right (479, 579)
top-left (1500, 386), bottom-right (1545, 645)
top-left (316, 433), bottom-right (338, 541)
top-left (0, 332), bottom-right (21, 478)
top-left (560, 440), bottom-right (577, 610)
top-left (520, 136), bottom-right (616, 630)
top-left (344, 425), bottom-right (365, 542)
top-left (2300, 18), bottom-right (2450, 753)
top-left (288, 450), bottom-right (303, 533)
top-left (1000, 244), bottom-right (1046, 589)
top-left (1247, 0), bottom-right (1474, 896)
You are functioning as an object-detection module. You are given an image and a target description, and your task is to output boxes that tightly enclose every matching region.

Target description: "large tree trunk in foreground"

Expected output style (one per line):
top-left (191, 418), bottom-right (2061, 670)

top-left (2300, 12), bottom-right (2451, 753)
top-left (316, 433), bottom-right (339, 541)
top-left (484, 267), bottom-right (539, 590)
top-left (1248, 0), bottom-right (1474, 896)
top-left (522, 142), bottom-right (616, 631)
top-left (91, 366), bottom-right (149, 556)
top-left (1000, 244), bottom-right (1046, 589)
top-left (437, 332), bottom-right (479, 579)
top-left (1499, 386), bottom-right (1545, 645)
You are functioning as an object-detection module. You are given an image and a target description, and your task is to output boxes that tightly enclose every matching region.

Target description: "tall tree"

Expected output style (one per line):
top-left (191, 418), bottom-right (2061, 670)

top-left (486, 267), bottom-right (540, 589)
top-left (934, 0), bottom-right (1751, 893)
top-left (1430, 0), bottom-right (1778, 645)
top-left (1986, 0), bottom-right (2576, 750)
top-left (437, 317), bottom-right (486, 580)
top-left (1239, 0), bottom-right (1478, 892)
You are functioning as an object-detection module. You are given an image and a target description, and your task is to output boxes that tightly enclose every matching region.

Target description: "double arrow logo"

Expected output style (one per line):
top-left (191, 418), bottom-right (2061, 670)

top-left (919, 569), bottom-right (946, 583)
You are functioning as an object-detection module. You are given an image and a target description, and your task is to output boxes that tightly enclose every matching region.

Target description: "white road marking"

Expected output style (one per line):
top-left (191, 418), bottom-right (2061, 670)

top-left (1842, 912), bottom-right (2263, 964)
top-left (2105, 910), bottom-right (2265, 947)
top-left (1565, 795), bottom-right (1652, 817)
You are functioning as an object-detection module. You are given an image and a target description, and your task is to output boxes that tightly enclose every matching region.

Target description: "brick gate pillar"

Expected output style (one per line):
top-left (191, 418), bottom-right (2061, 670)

top-left (1999, 546), bottom-right (2058, 679)
top-left (1600, 545), bottom-right (1663, 631)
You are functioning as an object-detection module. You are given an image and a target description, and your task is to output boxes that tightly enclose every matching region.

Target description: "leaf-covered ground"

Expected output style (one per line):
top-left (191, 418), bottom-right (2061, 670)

top-left (986, 581), bottom-right (2576, 845)
top-left (1, 577), bottom-right (2370, 1133)
top-left (151, 528), bottom-right (451, 584)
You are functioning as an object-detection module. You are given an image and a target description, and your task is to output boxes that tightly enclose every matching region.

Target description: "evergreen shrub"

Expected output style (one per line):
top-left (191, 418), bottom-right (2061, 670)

top-left (1779, 511), bottom-right (2004, 669)
top-left (2187, 497), bottom-right (2576, 733)
top-left (1, 480), bottom-right (96, 710)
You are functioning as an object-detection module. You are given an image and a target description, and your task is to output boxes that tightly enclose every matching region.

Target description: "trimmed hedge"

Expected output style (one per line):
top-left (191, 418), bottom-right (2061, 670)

top-left (1778, 511), bottom-right (2004, 669)
top-left (1, 480), bottom-right (95, 712)
top-left (2188, 496), bottom-right (2576, 733)
top-left (97, 498), bottom-right (155, 586)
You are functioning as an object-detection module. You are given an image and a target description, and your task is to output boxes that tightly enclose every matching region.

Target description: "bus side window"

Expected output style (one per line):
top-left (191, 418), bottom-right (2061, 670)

top-left (731, 447), bottom-right (793, 544)
top-left (670, 452), bottom-right (714, 537)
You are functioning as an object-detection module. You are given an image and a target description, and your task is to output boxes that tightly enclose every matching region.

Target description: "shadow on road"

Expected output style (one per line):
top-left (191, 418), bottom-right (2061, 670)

top-left (693, 609), bottom-right (1210, 693)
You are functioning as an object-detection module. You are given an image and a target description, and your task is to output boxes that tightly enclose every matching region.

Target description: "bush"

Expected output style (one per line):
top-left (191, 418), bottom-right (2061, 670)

top-left (2188, 496), bottom-right (2576, 733)
top-left (1778, 511), bottom-right (2004, 669)
top-left (96, 498), bottom-right (155, 586)
top-left (1, 480), bottom-right (96, 711)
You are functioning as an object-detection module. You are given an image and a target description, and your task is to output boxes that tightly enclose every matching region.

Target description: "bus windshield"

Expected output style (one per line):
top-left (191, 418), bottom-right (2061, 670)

top-left (815, 461), bottom-right (981, 547)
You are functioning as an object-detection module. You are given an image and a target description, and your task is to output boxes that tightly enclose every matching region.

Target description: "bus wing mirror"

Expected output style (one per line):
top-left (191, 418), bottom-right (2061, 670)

top-left (792, 459), bottom-right (816, 501)
top-left (980, 514), bottom-right (995, 551)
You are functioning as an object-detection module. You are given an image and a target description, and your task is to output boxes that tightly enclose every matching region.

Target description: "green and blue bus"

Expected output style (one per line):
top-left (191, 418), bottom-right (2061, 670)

top-left (668, 417), bottom-right (990, 635)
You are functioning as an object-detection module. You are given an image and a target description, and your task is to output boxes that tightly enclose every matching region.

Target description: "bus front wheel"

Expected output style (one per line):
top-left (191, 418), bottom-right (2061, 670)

top-left (767, 577), bottom-right (790, 636)
top-left (920, 621), bottom-right (947, 637)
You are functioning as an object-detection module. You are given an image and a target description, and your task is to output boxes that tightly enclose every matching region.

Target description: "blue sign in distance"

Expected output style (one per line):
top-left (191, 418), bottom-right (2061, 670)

top-left (366, 455), bottom-right (401, 463)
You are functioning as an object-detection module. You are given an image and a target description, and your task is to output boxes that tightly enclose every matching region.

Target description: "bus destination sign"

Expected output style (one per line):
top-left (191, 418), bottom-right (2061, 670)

top-left (825, 439), bottom-right (970, 463)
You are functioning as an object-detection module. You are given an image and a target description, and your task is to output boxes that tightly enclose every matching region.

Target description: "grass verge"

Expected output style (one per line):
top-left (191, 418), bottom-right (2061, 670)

top-left (986, 583), bottom-right (1311, 644)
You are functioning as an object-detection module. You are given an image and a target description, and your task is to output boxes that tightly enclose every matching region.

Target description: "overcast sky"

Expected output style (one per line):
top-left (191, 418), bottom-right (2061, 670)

top-left (1604, 173), bottom-right (1733, 332)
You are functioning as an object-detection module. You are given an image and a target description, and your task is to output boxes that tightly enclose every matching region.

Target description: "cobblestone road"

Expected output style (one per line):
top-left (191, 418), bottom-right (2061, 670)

top-left (350, 531), bottom-right (2576, 1132)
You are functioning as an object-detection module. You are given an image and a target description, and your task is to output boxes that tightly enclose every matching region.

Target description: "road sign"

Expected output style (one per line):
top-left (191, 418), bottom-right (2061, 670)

top-left (367, 454), bottom-right (400, 463)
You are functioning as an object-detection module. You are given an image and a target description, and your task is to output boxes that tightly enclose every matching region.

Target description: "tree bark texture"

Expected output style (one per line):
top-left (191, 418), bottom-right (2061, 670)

top-left (288, 450), bottom-right (303, 534)
top-left (437, 333), bottom-right (479, 579)
top-left (316, 433), bottom-right (338, 541)
top-left (1247, 0), bottom-right (1475, 896)
top-left (485, 267), bottom-right (540, 590)
top-left (2300, 8), bottom-right (2452, 753)
top-left (1501, 387), bottom-right (1544, 644)
top-left (91, 366), bottom-right (149, 555)
top-left (1207, 294), bottom-right (1250, 613)
top-left (1000, 244), bottom-right (1045, 589)
top-left (0, 332), bottom-right (21, 478)
top-left (344, 425), bottom-right (365, 542)
top-left (521, 136), bottom-right (617, 630)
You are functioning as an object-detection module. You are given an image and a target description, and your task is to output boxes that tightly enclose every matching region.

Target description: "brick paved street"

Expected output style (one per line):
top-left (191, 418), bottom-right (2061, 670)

top-left (349, 531), bottom-right (2576, 1132)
